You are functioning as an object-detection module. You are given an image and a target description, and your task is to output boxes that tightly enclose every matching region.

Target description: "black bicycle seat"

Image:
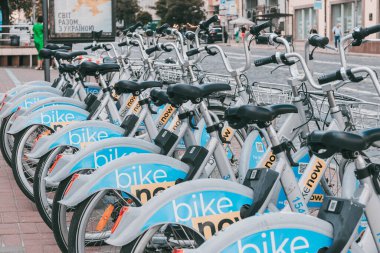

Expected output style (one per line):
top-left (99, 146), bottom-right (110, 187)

top-left (114, 80), bottom-right (162, 95)
top-left (307, 128), bottom-right (380, 158)
top-left (167, 83), bottom-right (231, 104)
top-left (39, 49), bottom-right (56, 59)
top-left (225, 104), bottom-right (298, 128)
top-left (55, 51), bottom-right (88, 61)
top-left (58, 64), bottom-right (78, 74)
top-left (79, 61), bottom-right (120, 76)
top-left (150, 89), bottom-right (171, 106)
top-left (45, 44), bottom-right (72, 51)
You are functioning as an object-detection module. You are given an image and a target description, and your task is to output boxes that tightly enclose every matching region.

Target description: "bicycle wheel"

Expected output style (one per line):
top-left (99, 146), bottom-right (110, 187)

top-left (0, 114), bottom-right (15, 166)
top-left (34, 146), bottom-right (78, 229)
top-left (120, 224), bottom-right (204, 252)
top-left (52, 174), bottom-right (77, 253)
top-left (11, 125), bottom-right (52, 201)
top-left (67, 189), bottom-right (140, 252)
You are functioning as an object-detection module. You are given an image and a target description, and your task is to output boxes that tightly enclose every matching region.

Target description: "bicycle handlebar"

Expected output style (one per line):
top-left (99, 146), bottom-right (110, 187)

top-left (250, 21), bottom-right (271, 35)
top-left (308, 34), bottom-right (329, 48)
top-left (145, 45), bottom-right (160, 55)
top-left (318, 70), bottom-right (343, 84)
top-left (129, 41), bottom-right (139, 47)
top-left (200, 15), bottom-right (219, 30)
top-left (128, 22), bottom-right (143, 33)
top-left (254, 55), bottom-right (277, 66)
top-left (156, 23), bottom-right (170, 34)
top-left (118, 41), bottom-right (128, 47)
top-left (91, 44), bottom-right (102, 51)
top-left (145, 44), bottom-right (173, 55)
top-left (84, 45), bottom-right (92, 50)
top-left (256, 35), bottom-right (270, 44)
top-left (352, 24), bottom-right (380, 40)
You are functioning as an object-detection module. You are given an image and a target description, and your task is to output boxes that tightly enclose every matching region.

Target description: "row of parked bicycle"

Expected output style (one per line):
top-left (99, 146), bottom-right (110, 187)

top-left (1, 15), bottom-right (380, 253)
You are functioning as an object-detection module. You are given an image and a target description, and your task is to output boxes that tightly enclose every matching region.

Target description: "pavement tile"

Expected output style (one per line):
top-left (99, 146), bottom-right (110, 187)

top-left (0, 224), bottom-right (19, 235)
top-left (42, 245), bottom-right (60, 253)
top-left (1, 212), bottom-right (19, 224)
top-left (1, 234), bottom-right (22, 247)
top-left (35, 223), bottom-right (51, 234)
top-left (24, 245), bottom-right (43, 253)
top-left (18, 223), bottom-right (38, 234)
top-left (17, 212), bottom-right (43, 223)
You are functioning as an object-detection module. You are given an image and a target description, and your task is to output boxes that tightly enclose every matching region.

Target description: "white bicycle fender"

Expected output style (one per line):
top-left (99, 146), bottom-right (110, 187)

top-left (59, 154), bottom-right (189, 207)
top-left (23, 80), bottom-right (52, 86)
top-left (28, 121), bottom-right (125, 158)
top-left (0, 92), bottom-right (62, 118)
top-left (181, 213), bottom-right (333, 253)
top-left (7, 105), bottom-right (89, 135)
top-left (45, 137), bottom-right (160, 184)
top-left (107, 179), bottom-right (253, 246)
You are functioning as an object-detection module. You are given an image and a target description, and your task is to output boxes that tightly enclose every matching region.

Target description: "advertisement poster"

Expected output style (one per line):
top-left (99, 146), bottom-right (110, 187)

top-left (48, 0), bottom-right (115, 42)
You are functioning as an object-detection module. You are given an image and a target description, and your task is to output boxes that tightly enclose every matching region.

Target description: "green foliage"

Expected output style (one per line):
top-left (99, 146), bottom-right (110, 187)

top-left (137, 11), bottom-right (153, 25)
top-left (116, 0), bottom-right (141, 27)
top-left (1, 0), bottom-right (42, 25)
top-left (154, 0), bottom-right (205, 25)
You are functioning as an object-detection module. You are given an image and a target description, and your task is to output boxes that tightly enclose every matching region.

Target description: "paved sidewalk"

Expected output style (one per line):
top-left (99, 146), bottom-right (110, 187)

top-left (0, 67), bottom-right (60, 253)
top-left (0, 155), bottom-right (60, 253)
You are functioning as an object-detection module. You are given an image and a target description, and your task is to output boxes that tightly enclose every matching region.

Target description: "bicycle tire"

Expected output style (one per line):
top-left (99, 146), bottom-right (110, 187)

top-left (0, 115), bottom-right (13, 166)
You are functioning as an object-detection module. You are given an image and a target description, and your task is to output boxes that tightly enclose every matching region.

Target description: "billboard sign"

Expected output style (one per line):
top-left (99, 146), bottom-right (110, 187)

top-left (48, 0), bottom-right (116, 42)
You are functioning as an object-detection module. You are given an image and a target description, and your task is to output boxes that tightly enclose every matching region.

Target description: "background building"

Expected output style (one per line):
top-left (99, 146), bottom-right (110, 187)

top-left (287, 0), bottom-right (379, 53)
top-left (244, 0), bottom-right (290, 36)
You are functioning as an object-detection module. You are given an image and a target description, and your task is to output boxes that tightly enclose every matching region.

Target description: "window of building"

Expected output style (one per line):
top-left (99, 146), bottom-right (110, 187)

top-left (331, 0), bottom-right (362, 35)
top-left (295, 8), bottom-right (317, 40)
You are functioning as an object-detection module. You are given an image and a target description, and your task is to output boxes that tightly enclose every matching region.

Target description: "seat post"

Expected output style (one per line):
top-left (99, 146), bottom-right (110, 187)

top-left (198, 101), bottom-right (218, 137)
top-left (265, 124), bottom-right (281, 147)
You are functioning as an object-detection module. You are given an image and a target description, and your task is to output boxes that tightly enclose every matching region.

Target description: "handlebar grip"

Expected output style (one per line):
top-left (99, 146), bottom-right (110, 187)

top-left (84, 45), bottom-right (92, 50)
top-left (165, 28), bottom-right (174, 35)
top-left (254, 55), bottom-right (277, 67)
top-left (200, 15), bottom-right (219, 30)
top-left (161, 44), bottom-right (172, 52)
top-left (186, 48), bottom-right (200, 57)
top-left (364, 24), bottom-right (380, 36)
top-left (157, 23), bottom-right (170, 34)
top-left (118, 41), bottom-right (128, 47)
top-left (130, 41), bottom-right (139, 47)
top-left (318, 70), bottom-right (343, 84)
top-left (103, 44), bottom-right (111, 51)
top-left (128, 22), bottom-right (143, 32)
top-left (250, 21), bottom-right (272, 35)
top-left (256, 35), bottom-right (270, 44)
top-left (352, 24), bottom-right (380, 40)
top-left (308, 34), bottom-right (329, 48)
top-left (91, 45), bottom-right (102, 51)
top-left (145, 45), bottom-right (159, 55)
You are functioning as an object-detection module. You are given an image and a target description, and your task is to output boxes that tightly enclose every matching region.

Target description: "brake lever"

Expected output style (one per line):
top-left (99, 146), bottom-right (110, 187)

top-left (206, 47), bottom-right (218, 56)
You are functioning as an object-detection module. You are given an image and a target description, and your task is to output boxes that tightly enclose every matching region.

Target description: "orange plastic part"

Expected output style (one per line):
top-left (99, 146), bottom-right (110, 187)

top-left (111, 206), bottom-right (129, 233)
top-left (96, 204), bottom-right (115, 231)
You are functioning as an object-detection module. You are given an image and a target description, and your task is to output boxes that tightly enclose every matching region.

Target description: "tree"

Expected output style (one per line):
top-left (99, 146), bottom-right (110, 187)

top-left (137, 11), bottom-right (153, 25)
top-left (154, 0), bottom-right (168, 23)
top-left (1, 0), bottom-right (42, 26)
top-left (154, 0), bottom-right (205, 25)
top-left (116, 0), bottom-right (141, 27)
